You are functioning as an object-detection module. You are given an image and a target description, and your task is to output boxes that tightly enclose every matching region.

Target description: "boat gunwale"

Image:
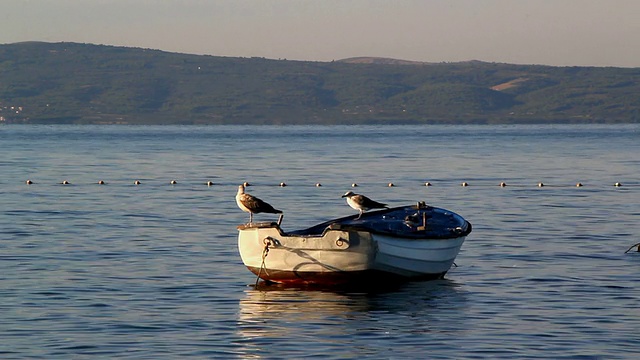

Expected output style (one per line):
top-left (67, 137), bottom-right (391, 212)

top-left (237, 205), bottom-right (472, 240)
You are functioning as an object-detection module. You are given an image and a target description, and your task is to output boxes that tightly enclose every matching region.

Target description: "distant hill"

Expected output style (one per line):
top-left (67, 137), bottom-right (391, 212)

top-left (1, 41), bottom-right (639, 124)
top-left (337, 57), bottom-right (434, 66)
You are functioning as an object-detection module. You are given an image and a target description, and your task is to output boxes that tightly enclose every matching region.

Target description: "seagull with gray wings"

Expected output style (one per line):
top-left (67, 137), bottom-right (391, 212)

top-left (341, 191), bottom-right (388, 219)
top-left (236, 184), bottom-right (282, 223)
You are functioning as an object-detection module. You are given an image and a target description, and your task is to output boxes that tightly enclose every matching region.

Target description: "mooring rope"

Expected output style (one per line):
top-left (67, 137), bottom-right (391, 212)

top-left (255, 238), bottom-right (272, 286)
top-left (624, 242), bottom-right (640, 254)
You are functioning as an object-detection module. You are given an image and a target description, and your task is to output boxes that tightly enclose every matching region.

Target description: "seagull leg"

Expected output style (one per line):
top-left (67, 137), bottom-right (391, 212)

top-left (249, 213), bottom-right (253, 224)
top-left (356, 210), bottom-right (363, 220)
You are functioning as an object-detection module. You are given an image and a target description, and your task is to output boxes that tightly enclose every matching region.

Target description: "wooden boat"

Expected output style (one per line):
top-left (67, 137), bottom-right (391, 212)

top-left (237, 201), bottom-right (472, 286)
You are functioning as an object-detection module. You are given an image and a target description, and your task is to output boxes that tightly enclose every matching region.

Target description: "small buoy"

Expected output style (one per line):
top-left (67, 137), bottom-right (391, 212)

top-left (538, 182), bottom-right (544, 187)
top-left (424, 182), bottom-right (432, 187)
top-left (461, 182), bottom-right (468, 187)
top-left (243, 181), bottom-right (250, 187)
top-left (351, 183), bottom-right (358, 187)
top-left (206, 181), bottom-right (214, 186)
top-left (315, 183), bottom-right (322, 187)
top-left (388, 183), bottom-right (395, 187)
top-left (61, 180), bottom-right (70, 185)
top-left (279, 182), bottom-right (287, 187)
top-left (576, 182), bottom-right (583, 187)
top-left (134, 180), bottom-right (141, 185)
top-left (499, 182), bottom-right (507, 187)
top-left (98, 180), bottom-right (105, 185)
top-left (170, 180), bottom-right (177, 185)
top-left (614, 182), bottom-right (622, 187)
top-left (26, 179), bottom-right (33, 184)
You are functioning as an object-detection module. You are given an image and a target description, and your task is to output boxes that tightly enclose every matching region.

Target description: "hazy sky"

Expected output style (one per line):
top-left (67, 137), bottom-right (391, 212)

top-left (2, 0), bottom-right (639, 67)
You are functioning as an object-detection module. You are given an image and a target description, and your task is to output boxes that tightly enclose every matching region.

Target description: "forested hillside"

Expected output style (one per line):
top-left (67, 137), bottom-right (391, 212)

top-left (1, 42), bottom-right (639, 124)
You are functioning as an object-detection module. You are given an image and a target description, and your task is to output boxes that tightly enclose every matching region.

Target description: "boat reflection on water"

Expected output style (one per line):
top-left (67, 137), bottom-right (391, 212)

top-left (235, 280), bottom-right (469, 358)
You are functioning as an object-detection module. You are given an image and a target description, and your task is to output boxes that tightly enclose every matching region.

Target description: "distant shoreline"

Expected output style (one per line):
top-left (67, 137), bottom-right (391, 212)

top-left (2, 42), bottom-right (639, 125)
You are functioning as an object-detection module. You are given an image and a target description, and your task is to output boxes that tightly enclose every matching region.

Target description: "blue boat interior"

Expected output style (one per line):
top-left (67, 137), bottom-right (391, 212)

top-left (286, 203), bottom-right (472, 239)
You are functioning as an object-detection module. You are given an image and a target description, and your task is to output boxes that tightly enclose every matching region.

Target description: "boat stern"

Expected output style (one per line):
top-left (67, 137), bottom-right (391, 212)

top-left (237, 222), bottom-right (377, 285)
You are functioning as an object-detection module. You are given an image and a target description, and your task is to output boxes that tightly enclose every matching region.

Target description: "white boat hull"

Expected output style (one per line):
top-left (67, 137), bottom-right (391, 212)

top-left (371, 233), bottom-right (465, 278)
top-left (238, 203), bottom-right (470, 286)
top-left (238, 224), bottom-right (378, 284)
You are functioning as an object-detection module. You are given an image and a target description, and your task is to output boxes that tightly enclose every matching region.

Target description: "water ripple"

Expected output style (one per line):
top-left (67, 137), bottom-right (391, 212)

top-left (1, 125), bottom-right (639, 358)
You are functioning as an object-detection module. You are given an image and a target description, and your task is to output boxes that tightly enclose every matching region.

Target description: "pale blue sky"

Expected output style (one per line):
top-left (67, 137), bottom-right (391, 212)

top-left (2, 0), bottom-right (639, 67)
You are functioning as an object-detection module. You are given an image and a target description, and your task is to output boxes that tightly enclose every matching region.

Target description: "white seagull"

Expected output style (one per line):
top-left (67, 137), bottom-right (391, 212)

top-left (341, 191), bottom-right (388, 219)
top-left (236, 184), bottom-right (282, 223)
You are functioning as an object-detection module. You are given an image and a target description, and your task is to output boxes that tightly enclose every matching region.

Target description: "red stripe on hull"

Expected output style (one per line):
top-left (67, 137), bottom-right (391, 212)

top-left (247, 266), bottom-right (447, 287)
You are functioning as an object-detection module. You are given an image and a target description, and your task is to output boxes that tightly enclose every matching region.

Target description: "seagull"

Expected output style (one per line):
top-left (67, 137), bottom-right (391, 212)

top-left (341, 191), bottom-right (388, 219)
top-left (235, 184), bottom-right (282, 223)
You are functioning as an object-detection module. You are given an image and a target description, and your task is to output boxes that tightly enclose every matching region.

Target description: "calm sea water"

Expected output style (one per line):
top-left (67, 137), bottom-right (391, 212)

top-left (1, 124), bottom-right (639, 359)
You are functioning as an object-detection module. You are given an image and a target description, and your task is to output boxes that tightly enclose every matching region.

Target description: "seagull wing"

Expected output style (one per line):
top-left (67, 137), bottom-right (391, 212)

top-left (358, 194), bottom-right (388, 210)
top-left (241, 193), bottom-right (282, 214)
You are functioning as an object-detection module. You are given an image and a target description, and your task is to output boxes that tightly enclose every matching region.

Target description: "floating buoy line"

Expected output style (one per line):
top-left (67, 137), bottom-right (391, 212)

top-left (16, 179), bottom-right (635, 189)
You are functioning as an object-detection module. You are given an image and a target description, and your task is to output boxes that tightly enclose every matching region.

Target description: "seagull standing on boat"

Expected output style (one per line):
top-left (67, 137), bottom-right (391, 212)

top-left (341, 191), bottom-right (388, 219)
top-left (236, 184), bottom-right (282, 223)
